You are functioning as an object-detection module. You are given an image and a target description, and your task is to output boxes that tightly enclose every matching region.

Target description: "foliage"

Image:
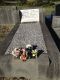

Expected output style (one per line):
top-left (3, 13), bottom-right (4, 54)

top-left (20, 0), bottom-right (27, 4)
top-left (0, 0), bottom-right (60, 6)
top-left (43, 5), bottom-right (55, 16)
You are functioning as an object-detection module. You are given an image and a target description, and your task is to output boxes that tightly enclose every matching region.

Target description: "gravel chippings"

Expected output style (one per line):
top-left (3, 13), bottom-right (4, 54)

top-left (5, 22), bottom-right (47, 54)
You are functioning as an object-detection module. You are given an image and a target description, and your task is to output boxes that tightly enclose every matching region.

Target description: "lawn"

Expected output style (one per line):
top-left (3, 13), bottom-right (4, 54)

top-left (0, 25), bottom-right (14, 42)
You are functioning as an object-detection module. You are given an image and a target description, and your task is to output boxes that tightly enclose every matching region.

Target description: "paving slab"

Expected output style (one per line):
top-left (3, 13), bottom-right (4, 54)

top-left (52, 16), bottom-right (60, 28)
top-left (0, 55), bottom-right (39, 80)
top-left (0, 6), bottom-right (19, 24)
top-left (0, 53), bottom-right (49, 80)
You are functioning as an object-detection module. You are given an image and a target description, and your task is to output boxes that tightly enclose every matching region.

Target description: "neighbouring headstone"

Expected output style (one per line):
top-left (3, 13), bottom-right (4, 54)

top-left (0, 6), bottom-right (19, 24)
top-left (52, 16), bottom-right (60, 28)
top-left (55, 4), bottom-right (60, 16)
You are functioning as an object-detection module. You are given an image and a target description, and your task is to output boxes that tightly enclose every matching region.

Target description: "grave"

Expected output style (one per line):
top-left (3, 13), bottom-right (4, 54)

top-left (0, 8), bottom-right (48, 80)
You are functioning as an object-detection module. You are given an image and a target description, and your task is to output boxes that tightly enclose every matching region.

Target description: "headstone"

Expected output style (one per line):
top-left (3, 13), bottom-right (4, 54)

top-left (20, 9), bottom-right (39, 23)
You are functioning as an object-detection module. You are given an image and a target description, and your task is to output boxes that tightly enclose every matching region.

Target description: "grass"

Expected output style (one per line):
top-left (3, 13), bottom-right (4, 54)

top-left (0, 24), bottom-right (14, 42)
